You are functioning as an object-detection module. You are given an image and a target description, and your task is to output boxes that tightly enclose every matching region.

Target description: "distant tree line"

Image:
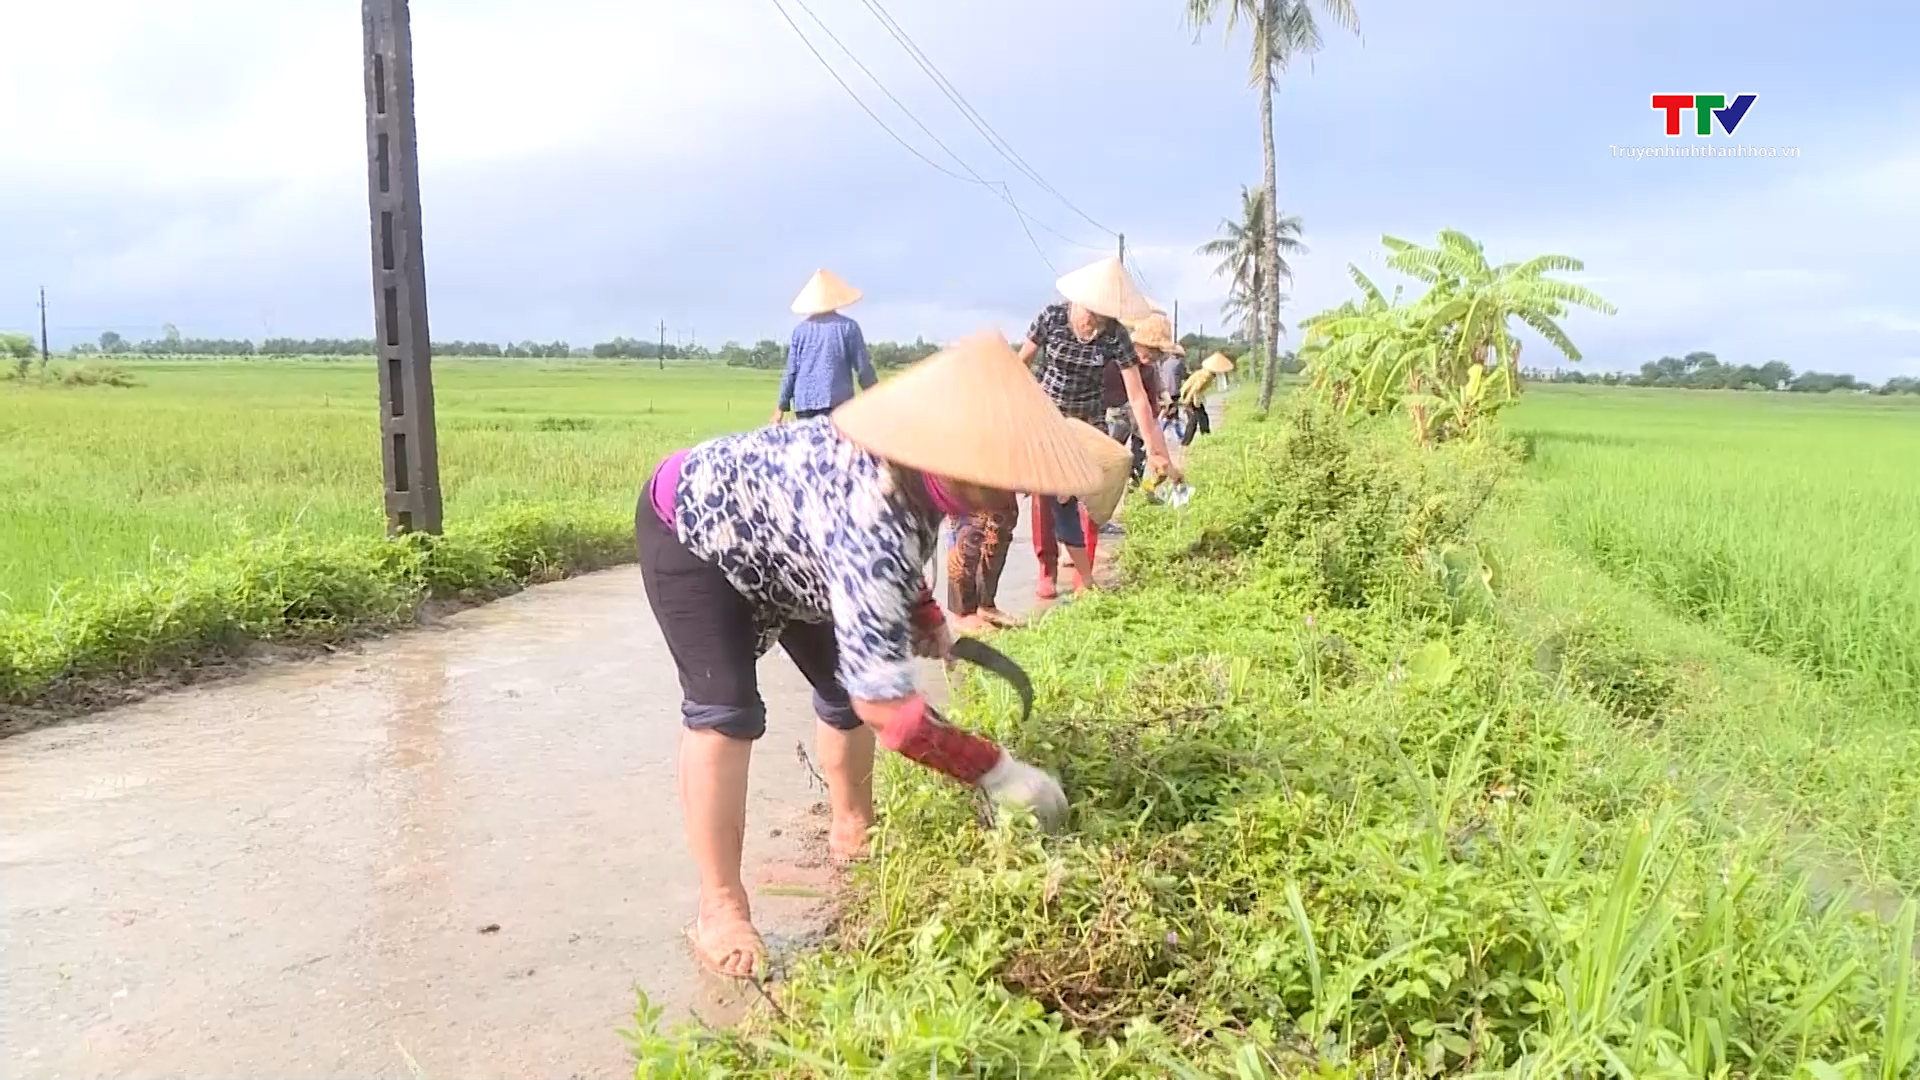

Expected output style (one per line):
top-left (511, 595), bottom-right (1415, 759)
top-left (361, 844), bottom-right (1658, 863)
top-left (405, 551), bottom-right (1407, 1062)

top-left (1529, 351), bottom-right (1920, 395)
top-left (65, 327), bottom-right (946, 370)
top-left (712, 336), bottom-right (940, 371)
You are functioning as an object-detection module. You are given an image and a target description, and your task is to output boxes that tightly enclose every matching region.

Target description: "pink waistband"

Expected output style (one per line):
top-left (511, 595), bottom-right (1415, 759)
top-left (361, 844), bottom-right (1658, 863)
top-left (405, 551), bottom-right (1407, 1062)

top-left (649, 450), bottom-right (689, 525)
top-left (923, 474), bottom-right (969, 517)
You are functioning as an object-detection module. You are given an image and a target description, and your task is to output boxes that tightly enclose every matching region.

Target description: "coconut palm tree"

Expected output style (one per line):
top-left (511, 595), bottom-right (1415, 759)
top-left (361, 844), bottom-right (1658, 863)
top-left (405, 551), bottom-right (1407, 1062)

top-left (1185, 0), bottom-right (1358, 413)
top-left (1197, 186), bottom-right (1305, 383)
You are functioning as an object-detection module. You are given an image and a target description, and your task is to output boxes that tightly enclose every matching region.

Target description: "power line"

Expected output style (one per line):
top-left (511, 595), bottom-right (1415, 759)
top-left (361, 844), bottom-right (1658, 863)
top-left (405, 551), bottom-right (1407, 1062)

top-left (852, 0), bottom-right (1117, 241)
top-left (766, 0), bottom-right (977, 186)
top-left (783, 0), bottom-right (1075, 259)
top-left (1125, 251), bottom-right (1159, 305)
top-left (769, 0), bottom-right (1072, 273)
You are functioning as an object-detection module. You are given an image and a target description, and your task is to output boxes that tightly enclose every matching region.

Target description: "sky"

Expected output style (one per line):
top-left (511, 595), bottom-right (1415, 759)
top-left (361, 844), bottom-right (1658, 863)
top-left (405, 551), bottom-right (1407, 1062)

top-left (3, 0), bottom-right (1916, 380)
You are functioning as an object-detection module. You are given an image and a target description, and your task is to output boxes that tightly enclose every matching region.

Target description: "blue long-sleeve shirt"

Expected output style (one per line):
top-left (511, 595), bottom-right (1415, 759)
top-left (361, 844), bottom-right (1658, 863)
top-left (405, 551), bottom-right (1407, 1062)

top-left (777, 313), bottom-right (876, 413)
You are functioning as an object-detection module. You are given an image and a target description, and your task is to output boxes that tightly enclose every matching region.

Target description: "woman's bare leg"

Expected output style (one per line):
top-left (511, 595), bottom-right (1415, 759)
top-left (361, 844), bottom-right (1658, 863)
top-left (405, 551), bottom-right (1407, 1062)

top-left (679, 728), bottom-right (761, 976)
top-left (815, 720), bottom-right (877, 862)
top-left (1064, 543), bottom-right (1096, 594)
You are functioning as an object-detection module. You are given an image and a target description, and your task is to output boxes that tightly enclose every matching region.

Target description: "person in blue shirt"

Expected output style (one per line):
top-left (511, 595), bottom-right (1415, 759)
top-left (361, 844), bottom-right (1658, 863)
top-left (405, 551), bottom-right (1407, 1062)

top-left (773, 269), bottom-right (878, 423)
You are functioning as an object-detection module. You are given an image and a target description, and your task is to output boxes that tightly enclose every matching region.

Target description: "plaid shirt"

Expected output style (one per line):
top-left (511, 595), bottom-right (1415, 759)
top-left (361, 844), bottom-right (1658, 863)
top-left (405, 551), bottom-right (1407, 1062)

top-left (1026, 304), bottom-right (1136, 423)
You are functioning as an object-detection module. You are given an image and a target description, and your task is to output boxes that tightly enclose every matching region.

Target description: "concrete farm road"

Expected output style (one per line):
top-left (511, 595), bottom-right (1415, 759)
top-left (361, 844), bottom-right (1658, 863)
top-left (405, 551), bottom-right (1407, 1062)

top-left (0, 500), bottom-right (1082, 1080)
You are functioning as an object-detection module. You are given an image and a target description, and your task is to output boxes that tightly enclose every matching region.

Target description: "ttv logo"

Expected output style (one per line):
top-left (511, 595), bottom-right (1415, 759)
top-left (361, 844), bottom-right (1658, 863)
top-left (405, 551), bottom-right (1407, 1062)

top-left (1650, 94), bottom-right (1757, 137)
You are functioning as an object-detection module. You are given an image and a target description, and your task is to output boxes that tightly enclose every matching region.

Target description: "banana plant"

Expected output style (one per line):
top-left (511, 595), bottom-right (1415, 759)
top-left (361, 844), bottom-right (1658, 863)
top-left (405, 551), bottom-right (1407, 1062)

top-left (1298, 230), bottom-right (1614, 443)
top-left (1383, 230), bottom-right (1616, 401)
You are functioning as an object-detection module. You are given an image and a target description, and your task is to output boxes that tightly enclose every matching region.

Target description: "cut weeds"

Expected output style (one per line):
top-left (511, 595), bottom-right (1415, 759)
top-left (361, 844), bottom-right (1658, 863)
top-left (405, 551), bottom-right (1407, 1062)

top-left (626, 400), bottom-right (1918, 1078)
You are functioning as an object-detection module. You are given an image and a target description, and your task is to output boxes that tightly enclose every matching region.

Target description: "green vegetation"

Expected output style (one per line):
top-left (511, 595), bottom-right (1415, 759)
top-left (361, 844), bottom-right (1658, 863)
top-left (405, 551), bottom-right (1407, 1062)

top-left (1508, 387), bottom-right (1920, 711)
top-left (1196, 184), bottom-right (1306, 382)
top-left (3, 331), bottom-right (38, 378)
top-left (625, 397), bottom-right (1920, 1078)
top-left (1530, 350), bottom-right (1920, 395)
top-left (1301, 230), bottom-right (1615, 443)
top-left (1487, 386), bottom-right (1920, 884)
top-left (0, 358), bottom-right (778, 707)
top-left (7, 355), bottom-right (1917, 1074)
top-left (67, 329), bottom-right (944, 369)
top-left (0, 504), bottom-right (632, 706)
top-left (0, 358), bottom-right (777, 611)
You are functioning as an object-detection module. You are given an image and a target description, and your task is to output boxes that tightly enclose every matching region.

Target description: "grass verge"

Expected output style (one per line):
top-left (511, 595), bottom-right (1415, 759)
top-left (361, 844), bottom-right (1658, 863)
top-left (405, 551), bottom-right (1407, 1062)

top-left (625, 400), bottom-right (1917, 1078)
top-left (0, 502), bottom-right (634, 719)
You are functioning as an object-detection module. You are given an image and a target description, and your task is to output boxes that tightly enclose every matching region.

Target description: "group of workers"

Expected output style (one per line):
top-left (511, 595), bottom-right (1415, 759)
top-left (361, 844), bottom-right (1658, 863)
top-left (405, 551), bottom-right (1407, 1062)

top-left (638, 256), bottom-right (1228, 977)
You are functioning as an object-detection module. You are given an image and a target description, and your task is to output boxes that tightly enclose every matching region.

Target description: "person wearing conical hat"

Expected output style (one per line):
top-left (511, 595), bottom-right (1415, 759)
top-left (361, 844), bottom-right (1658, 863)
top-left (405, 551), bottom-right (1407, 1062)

top-left (1015, 257), bottom-right (1183, 599)
top-left (1117, 311), bottom-right (1182, 486)
top-left (1175, 352), bottom-right (1235, 445)
top-left (773, 269), bottom-right (877, 423)
top-left (637, 331), bottom-right (1088, 978)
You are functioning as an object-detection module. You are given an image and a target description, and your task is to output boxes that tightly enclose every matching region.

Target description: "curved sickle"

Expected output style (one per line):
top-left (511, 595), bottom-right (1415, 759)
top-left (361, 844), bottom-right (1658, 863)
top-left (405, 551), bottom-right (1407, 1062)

top-left (947, 637), bottom-right (1034, 724)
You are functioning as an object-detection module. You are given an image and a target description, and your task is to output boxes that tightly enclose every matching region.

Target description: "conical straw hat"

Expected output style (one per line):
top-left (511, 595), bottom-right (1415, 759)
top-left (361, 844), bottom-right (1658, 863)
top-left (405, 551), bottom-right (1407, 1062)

top-left (832, 331), bottom-right (1103, 496)
top-left (1202, 351), bottom-right (1236, 374)
top-left (1125, 311), bottom-right (1185, 356)
top-left (1067, 419), bottom-right (1134, 526)
top-left (1055, 257), bottom-right (1154, 322)
top-left (791, 269), bottom-right (863, 315)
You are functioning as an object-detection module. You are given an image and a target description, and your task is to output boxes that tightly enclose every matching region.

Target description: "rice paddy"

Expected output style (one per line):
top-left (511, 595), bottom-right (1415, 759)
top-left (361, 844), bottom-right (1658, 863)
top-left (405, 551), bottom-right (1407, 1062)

top-left (1507, 385), bottom-right (1920, 713)
top-left (1, 358), bottom-right (776, 612)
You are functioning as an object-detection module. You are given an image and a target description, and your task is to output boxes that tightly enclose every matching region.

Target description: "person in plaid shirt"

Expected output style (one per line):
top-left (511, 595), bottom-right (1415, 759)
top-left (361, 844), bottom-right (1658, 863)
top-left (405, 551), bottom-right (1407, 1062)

top-left (1015, 257), bottom-right (1181, 598)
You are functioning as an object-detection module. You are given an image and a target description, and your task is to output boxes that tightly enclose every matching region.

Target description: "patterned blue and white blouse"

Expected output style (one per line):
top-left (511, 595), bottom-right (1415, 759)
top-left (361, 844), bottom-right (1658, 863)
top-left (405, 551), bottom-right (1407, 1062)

top-left (670, 418), bottom-right (939, 702)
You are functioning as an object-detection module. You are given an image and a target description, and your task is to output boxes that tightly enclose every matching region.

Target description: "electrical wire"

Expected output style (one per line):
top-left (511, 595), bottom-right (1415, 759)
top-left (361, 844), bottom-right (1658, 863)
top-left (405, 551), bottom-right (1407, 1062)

top-left (852, 0), bottom-right (1118, 242)
top-left (781, 0), bottom-right (1074, 270)
top-left (1125, 251), bottom-right (1160, 306)
top-left (766, 0), bottom-right (978, 186)
top-left (771, 0), bottom-right (1078, 273)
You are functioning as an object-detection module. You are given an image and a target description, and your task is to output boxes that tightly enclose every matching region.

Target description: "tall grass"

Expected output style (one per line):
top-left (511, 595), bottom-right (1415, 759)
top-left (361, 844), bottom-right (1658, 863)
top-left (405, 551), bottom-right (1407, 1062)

top-left (1508, 387), bottom-right (1920, 712)
top-left (0, 358), bottom-right (778, 612)
top-left (625, 400), bottom-right (1917, 1077)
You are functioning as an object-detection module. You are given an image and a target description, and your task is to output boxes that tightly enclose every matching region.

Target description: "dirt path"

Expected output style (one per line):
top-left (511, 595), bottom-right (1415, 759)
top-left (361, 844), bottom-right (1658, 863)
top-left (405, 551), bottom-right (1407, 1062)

top-left (0, 496), bottom-right (1115, 1079)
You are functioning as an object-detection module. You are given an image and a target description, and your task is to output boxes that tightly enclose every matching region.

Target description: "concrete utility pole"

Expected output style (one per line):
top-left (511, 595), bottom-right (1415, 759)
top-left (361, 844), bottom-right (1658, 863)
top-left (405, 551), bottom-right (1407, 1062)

top-left (37, 287), bottom-right (49, 367)
top-left (658, 319), bottom-right (667, 371)
top-left (362, 0), bottom-right (442, 535)
top-left (1117, 233), bottom-right (1125, 265)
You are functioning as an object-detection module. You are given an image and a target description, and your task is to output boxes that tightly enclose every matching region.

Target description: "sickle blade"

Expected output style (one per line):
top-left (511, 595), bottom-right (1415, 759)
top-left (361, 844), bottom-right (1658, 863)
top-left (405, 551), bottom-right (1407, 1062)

top-left (948, 637), bottom-right (1034, 724)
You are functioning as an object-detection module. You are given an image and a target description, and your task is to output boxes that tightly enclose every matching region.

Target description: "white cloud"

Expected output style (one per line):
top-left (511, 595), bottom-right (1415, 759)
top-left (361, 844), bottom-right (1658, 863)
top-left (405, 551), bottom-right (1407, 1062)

top-left (1265, 143), bottom-right (1920, 379)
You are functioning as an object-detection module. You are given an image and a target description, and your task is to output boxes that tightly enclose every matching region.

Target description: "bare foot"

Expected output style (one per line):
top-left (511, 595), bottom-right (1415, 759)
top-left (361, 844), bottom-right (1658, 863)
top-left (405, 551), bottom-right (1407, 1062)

top-left (829, 811), bottom-right (875, 865)
top-left (978, 606), bottom-right (1024, 629)
top-left (951, 613), bottom-right (993, 635)
top-left (690, 895), bottom-right (764, 978)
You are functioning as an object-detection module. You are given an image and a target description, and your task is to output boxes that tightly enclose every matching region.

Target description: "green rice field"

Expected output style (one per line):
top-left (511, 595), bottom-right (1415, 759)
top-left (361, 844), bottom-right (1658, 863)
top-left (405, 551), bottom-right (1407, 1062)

top-left (1, 359), bottom-right (778, 611)
top-left (1507, 386), bottom-right (1920, 712)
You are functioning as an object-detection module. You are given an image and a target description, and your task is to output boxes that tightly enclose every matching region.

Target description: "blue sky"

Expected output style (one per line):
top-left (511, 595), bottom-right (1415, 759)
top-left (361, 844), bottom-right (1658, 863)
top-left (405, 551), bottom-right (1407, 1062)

top-left (3, 0), bottom-right (1915, 379)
